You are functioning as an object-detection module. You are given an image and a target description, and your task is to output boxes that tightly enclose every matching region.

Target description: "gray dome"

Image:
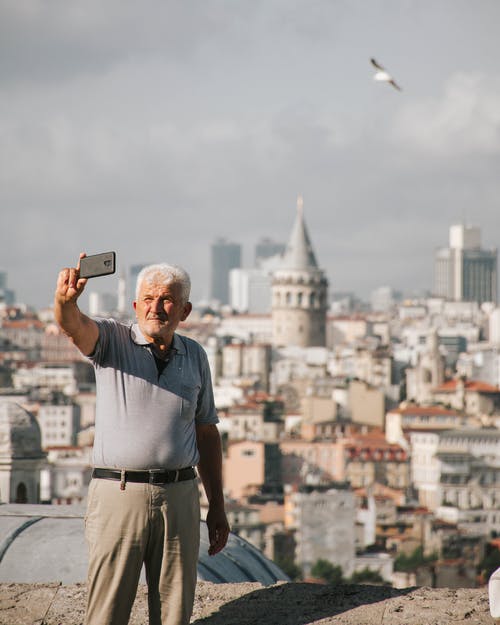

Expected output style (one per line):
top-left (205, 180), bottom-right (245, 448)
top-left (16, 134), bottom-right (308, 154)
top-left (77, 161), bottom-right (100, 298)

top-left (0, 504), bottom-right (289, 585)
top-left (0, 401), bottom-right (44, 459)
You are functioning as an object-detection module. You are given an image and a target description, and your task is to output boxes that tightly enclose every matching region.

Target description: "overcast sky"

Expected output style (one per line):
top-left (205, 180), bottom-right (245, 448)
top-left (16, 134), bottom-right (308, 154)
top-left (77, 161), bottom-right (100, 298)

top-left (1, 0), bottom-right (500, 310)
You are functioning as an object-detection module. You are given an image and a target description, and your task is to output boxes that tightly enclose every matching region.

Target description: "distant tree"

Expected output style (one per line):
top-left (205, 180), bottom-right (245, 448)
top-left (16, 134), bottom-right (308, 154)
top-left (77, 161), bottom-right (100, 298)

top-left (394, 546), bottom-right (438, 572)
top-left (478, 548), bottom-right (500, 583)
top-left (310, 559), bottom-right (345, 584)
top-left (275, 557), bottom-right (302, 581)
top-left (349, 567), bottom-right (388, 585)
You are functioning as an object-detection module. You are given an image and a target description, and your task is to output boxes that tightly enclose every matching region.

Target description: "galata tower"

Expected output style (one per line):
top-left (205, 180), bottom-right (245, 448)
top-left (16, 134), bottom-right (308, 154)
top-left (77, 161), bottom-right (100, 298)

top-left (272, 196), bottom-right (328, 348)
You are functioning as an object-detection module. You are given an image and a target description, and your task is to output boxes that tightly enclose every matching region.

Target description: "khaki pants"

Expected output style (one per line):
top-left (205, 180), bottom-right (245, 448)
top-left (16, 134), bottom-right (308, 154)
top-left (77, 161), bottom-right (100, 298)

top-left (84, 477), bottom-right (200, 625)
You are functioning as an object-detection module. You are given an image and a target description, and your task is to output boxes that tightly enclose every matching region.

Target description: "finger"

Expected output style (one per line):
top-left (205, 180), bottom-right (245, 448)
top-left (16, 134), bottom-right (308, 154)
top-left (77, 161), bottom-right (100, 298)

top-left (209, 540), bottom-right (221, 556)
top-left (68, 267), bottom-right (79, 289)
top-left (208, 525), bottom-right (230, 556)
top-left (76, 252), bottom-right (86, 272)
top-left (208, 526), bottom-right (217, 553)
top-left (55, 268), bottom-right (70, 294)
top-left (57, 268), bottom-right (70, 285)
top-left (209, 535), bottom-right (227, 556)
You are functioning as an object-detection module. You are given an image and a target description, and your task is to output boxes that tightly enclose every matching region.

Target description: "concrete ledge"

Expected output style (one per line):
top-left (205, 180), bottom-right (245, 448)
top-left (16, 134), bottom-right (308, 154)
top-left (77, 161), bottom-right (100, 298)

top-left (0, 581), bottom-right (496, 625)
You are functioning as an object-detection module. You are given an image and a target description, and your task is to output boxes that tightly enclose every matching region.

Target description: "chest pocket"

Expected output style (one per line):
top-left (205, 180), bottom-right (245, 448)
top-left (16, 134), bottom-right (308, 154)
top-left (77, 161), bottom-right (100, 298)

top-left (180, 383), bottom-right (200, 420)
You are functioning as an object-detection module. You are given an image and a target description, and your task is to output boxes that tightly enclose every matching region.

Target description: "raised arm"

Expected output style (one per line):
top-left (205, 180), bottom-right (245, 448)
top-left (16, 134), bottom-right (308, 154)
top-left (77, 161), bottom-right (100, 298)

top-left (54, 253), bottom-right (99, 356)
top-left (196, 423), bottom-right (230, 556)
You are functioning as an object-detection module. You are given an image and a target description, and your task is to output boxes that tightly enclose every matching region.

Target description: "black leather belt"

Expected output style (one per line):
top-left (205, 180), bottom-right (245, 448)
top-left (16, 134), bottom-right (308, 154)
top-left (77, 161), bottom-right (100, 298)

top-left (92, 467), bottom-right (196, 485)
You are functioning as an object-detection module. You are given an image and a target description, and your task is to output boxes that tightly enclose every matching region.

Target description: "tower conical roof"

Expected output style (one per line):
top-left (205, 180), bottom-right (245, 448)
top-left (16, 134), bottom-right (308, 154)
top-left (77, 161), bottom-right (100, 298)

top-left (281, 195), bottom-right (319, 270)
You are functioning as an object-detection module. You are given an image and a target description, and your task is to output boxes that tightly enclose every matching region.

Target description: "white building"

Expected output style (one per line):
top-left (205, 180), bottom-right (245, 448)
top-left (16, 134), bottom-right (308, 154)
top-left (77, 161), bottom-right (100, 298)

top-left (411, 426), bottom-right (500, 520)
top-left (410, 430), bottom-right (443, 510)
top-left (221, 341), bottom-right (272, 391)
top-left (489, 307), bottom-right (500, 345)
top-left (229, 268), bottom-right (272, 314)
top-left (370, 286), bottom-right (397, 312)
top-left (456, 345), bottom-right (500, 388)
top-left (12, 363), bottom-right (78, 395)
top-left (216, 314), bottom-right (272, 343)
top-left (37, 401), bottom-right (81, 448)
top-left (386, 405), bottom-right (464, 448)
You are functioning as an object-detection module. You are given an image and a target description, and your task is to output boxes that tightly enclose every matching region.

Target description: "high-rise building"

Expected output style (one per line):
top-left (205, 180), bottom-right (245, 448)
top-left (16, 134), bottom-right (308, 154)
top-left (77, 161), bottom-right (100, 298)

top-left (434, 224), bottom-right (497, 305)
top-left (210, 238), bottom-right (241, 306)
top-left (0, 270), bottom-right (15, 305)
top-left (272, 196), bottom-right (328, 348)
top-left (255, 237), bottom-right (285, 267)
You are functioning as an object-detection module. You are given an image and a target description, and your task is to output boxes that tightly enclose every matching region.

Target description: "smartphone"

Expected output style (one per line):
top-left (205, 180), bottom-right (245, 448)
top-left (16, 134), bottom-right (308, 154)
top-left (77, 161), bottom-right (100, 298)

top-left (79, 252), bottom-right (116, 279)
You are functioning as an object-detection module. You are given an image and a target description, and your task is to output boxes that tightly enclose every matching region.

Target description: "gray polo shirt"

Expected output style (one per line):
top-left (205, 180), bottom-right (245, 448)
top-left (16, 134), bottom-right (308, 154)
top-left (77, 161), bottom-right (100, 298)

top-left (88, 318), bottom-right (218, 470)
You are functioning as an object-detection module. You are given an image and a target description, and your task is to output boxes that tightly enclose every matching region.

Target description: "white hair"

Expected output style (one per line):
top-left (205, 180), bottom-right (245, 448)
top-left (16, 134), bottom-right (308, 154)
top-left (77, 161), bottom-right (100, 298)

top-left (135, 263), bottom-right (191, 304)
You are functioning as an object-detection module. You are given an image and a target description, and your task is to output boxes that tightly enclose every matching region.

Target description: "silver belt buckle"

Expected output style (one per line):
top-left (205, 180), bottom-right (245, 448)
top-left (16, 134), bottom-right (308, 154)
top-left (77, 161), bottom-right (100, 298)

top-left (149, 469), bottom-right (163, 484)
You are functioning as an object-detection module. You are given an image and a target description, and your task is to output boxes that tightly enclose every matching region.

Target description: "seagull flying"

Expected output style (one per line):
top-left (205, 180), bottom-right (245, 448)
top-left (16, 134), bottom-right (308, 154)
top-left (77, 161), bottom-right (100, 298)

top-left (370, 58), bottom-right (402, 91)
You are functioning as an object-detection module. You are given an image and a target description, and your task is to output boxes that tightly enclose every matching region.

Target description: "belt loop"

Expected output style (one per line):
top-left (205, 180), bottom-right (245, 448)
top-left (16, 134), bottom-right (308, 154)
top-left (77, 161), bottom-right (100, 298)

top-left (174, 469), bottom-right (179, 482)
top-left (120, 469), bottom-right (126, 491)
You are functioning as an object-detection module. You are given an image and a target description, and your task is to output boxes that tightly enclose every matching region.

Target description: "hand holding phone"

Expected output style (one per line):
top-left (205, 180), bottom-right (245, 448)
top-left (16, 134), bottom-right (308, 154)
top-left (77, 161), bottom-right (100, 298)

top-left (79, 252), bottom-right (116, 279)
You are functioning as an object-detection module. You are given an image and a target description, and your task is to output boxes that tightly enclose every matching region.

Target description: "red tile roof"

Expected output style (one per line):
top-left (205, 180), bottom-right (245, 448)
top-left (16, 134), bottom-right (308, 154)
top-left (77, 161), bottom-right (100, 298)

top-left (2, 319), bottom-right (44, 330)
top-left (434, 379), bottom-right (500, 393)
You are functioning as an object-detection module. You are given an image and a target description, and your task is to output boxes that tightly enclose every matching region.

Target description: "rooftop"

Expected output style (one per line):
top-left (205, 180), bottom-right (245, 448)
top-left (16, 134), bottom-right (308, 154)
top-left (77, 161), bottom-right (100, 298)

top-left (434, 380), bottom-right (500, 393)
top-left (1, 580), bottom-right (495, 624)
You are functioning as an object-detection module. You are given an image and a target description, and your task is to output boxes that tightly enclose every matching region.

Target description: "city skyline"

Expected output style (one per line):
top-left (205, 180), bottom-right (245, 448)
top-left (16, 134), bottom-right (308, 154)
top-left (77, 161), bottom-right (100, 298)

top-left (2, 215), bottom-right (498, 312)
top-left (1, 1), bottom-right (500, 309)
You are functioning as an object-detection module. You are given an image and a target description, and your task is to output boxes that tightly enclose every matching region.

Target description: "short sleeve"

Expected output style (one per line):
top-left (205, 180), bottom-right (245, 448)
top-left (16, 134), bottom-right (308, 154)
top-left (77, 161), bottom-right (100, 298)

top-left (195, 346), bottom-right (219, 425)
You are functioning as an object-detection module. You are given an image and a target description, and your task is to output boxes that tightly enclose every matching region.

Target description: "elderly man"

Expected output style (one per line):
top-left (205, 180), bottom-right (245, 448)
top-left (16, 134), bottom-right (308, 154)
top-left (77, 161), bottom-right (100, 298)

top-left (54, 255), bottom-right (229, 625)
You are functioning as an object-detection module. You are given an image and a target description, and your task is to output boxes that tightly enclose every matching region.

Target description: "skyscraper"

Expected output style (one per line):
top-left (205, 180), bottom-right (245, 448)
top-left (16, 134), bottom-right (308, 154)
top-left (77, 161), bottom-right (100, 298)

top-left (434, 224), bottom-right (497, 305)
top-left (210, 238), bottom-right (241, 305)
top-left (255, 237), bottom-right (285, 267)
top-left (0, 270), bottom-right (15, 305)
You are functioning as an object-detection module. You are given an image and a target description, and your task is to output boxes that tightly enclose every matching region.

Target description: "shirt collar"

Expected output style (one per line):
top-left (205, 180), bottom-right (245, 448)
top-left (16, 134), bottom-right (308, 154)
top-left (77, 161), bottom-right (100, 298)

top-left (130, 323), bottom-right (186, 355)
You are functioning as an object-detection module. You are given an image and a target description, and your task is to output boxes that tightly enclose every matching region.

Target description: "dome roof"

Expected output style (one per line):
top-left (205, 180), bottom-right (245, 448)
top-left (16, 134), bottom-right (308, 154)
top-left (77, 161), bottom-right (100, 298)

top-left (0, 401), bottom-right (44, 459)
top-left (0, 504), bottom-right (289, 585)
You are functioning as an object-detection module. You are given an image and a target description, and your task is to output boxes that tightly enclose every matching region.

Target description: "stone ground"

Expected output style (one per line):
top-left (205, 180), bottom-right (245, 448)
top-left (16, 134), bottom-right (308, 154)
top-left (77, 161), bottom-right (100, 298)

top-left (0, 581), bottom-right (498, 625)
